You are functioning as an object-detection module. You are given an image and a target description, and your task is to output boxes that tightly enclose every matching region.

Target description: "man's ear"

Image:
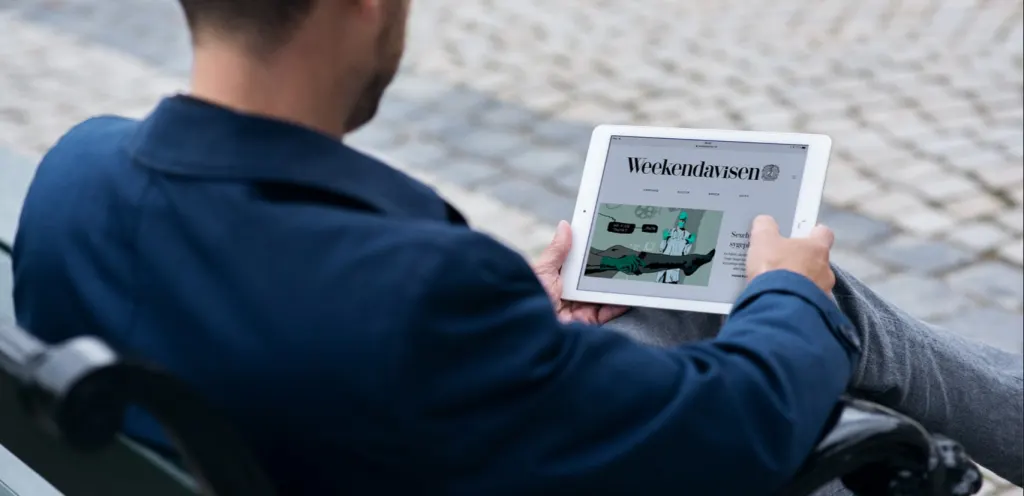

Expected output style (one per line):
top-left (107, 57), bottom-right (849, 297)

top-left (348, 0), bottom-right (383, 17)
top-left (332, 0), bottom-right (384, 30)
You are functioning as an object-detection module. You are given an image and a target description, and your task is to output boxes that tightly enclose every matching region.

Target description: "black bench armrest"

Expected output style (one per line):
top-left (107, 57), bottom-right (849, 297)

top-left (779, 397), bottom-right (983, 495)
top-left (0, 322), bottom-right (276, 496)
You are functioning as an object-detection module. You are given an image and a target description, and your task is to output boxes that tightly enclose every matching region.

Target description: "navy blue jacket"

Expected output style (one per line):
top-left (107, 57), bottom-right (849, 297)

top-left (13, 96), bottom-right (859, 495)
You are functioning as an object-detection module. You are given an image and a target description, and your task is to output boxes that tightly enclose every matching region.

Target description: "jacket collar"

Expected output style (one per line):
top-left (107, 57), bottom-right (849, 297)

top-left (126, 95), bottom-right (450, 220)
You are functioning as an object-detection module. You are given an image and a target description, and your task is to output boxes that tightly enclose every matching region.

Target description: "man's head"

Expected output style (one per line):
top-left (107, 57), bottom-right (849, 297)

top-left (677, 211), bottom-right (688, 229)
top-left (179, 0), bottom-right (410, 133)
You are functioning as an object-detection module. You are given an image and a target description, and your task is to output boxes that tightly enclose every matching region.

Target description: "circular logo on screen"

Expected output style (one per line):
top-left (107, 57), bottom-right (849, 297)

top-left (761, 164), bottom-right (780, 182)
top-left (634, 205), bottom-right (662, 219)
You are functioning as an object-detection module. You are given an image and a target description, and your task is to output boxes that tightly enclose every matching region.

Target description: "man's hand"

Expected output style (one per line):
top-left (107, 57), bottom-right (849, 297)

top-left (533, 221), bottom-right (630, 325)
top-left (747, 215), bottom-right (836, 294)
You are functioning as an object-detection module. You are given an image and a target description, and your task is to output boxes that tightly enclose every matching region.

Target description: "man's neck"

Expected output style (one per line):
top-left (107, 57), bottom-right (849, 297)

top-left (189, 44), bottom-right (358, 138)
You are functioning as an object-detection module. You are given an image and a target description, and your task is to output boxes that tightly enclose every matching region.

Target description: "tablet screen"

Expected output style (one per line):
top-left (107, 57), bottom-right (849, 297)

top-left (577, 135), bottom-right (809, 303)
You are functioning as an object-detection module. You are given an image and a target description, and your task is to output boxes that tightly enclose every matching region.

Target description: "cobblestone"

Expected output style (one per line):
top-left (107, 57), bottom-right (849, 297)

top-left (999, 239), bottom-right (1024, 266)
top-left (510, 147), bottom-right (586, 178)
top-left (870, 273), bottom-right (970, 321)
top-left (828, 248), bottom-right (888, 283)
top-left (939, 308), bottom-right (1024, 353)
top-left (855, 190), bottom-right (931, 221)
top-left (379, 138), bottom-right (451, 170)
top-left (450, 128), bottom-right (532, 162)
top-left (914, 175), bottom-right (983, 202)
top-left (868, 236), bottom-right (975, 275)
top-left (947, 195), bottom-right (1007, 222)
top-left (0, 147), bottom-right (33, 246)
top-left (997, 210), bottom-right (1024, 235)
top-left (891, 209), bottom-right (960, 238)
top-left (819, 208), bottom-right (896, 248)
top-left (822, 171), bottom-right (880, 207)
top-left (486, 176), bottom-right (576, 225)
top-left (947, 261), bottom-right (1024, 310)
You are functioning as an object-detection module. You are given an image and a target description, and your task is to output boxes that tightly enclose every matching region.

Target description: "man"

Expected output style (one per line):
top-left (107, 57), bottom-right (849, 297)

top-left (10, 0), bottom-right (1022, 494)
top-left (656, 211), bottom-right (697, 283)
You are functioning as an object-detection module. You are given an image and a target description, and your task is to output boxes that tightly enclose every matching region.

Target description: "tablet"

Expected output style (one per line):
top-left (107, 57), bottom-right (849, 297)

top-left (561, 125), bottom-right (833, 315)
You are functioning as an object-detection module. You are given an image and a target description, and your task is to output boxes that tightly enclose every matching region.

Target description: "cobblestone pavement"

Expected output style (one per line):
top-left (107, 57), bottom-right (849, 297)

top-left (391, 0), bottom-right (1024, 350)
top-left (0, 0), bottom-right (1021, 493)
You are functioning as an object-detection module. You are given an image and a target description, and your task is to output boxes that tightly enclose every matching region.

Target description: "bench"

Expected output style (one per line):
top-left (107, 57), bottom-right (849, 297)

top-left (0, 315), bottom-right (272, 496)
top-left (0, 390), bottom-right (197, 496)
top-left (1, 242), bottom-right (198, 495)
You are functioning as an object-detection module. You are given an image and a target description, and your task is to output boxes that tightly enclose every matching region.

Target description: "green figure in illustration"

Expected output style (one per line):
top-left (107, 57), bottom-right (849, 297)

top-left (657, 211), bottom-right (698, 284)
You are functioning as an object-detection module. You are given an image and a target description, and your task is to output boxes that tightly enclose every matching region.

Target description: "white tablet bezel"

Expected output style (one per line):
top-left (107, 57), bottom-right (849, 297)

top-left (561, 125), bottom-right (833, 315)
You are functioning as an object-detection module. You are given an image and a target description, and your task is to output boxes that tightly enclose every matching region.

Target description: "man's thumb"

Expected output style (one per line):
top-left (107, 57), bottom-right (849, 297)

top-left (809, 224), bottom-right (835, 248)
top-left (750, 215), bottom-right (780, 241)
top-left (535, 220), bottom-right (572, 273)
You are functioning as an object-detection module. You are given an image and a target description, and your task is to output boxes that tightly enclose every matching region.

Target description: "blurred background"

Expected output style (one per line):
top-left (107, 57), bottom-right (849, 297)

top-left (0, 0), bottom-right (1021, 492)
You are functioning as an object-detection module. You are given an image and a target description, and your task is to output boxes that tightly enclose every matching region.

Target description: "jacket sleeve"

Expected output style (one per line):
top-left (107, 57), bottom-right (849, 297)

top-left (405, 232), bottom-right (859, 495)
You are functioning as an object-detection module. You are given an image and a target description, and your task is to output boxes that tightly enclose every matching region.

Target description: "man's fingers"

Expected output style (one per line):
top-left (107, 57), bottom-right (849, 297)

top-left (596, 304), bottom-right (630, 325)
top-left (574, 303), bottom-right (599, 325)
top-left (750, 215), bottom-right (780, 241)
top-left (556, 307), bottom-right (574, 324)
top-left (808, 224), bottom-right (835, 249)
top-left (549, 274), bottom-right (563, 302)
top-left (534, 220), bottom-right (573, 274)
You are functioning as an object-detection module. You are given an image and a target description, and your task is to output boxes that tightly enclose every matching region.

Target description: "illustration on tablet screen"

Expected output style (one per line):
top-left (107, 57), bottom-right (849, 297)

top-left (584, 203), bottom-right (723, 286)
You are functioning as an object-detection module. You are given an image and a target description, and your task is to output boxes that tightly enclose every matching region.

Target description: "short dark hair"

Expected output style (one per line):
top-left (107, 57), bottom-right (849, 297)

top-left (178, 0), bottom-right (315, 46)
